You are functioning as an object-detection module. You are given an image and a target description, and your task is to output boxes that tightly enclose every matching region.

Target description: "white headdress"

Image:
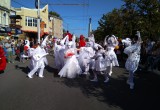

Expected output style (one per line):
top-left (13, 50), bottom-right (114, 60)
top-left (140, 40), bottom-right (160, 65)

top-left (103, 35), bottom-right (109, 46)
top-left (60, 35), bottom-right (68, 46)
top-left (67, 41), bottom-right (73, 46)
top-left (24, 39), bottom-right (30, 50)
top-left (41, 35), bottom-right (48, 47)
top-left (72, 34), bottom-right (76, 49)
top-left (88, 34), bottom-right (95, 43)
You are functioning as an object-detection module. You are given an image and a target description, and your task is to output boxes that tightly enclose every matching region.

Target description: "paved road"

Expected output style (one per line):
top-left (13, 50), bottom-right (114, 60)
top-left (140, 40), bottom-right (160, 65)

top-left (0, 55), bottom-right (160, 110)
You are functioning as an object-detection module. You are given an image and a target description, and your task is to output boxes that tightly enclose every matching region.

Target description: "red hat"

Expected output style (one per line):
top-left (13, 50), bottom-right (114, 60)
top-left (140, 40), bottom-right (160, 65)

top-left (80, 35), bottom-right (84, 40)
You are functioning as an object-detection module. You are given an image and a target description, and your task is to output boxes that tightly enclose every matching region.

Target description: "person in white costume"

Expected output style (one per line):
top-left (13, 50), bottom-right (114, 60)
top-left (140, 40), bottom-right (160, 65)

top-left (54, 35), bottom-right (68, 70)
top-left (41, 36), bottom-right (49, 66)
top-left (87, 34), bottom-right (97, 72)
top-left (22, 39), bottom-right (37, 71)
top-left (21, 39), bottom-right (30, 61)
top-left (103, 35), bottom-right (119, 76)
top-left (58, 41), bottom-right (82, 78)
top-left (27, 36), bottom-right (49, 78)
top-left (124, 31), bottom-right (142, 89)
top-left (90, 43), bottom-right (108, 82)
top-left (53, 39), bottom-right (63, 70)
top-left (88, 33), bottom-right (95, 49)
top-left (78, 42), bottom-right (95, 79)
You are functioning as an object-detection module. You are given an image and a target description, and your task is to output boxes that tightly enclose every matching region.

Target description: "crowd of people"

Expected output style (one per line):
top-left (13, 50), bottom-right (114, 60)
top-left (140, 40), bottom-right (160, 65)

top-left (0, 31), bottom-right (160, 90)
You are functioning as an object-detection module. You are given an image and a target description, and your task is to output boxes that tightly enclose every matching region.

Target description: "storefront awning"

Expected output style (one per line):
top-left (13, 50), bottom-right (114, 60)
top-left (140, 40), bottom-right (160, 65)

top-left (22, 30), bottom-right (49, 34)
top-left (0, 27), bottom-right (11, 33)
top-left (22, 30), bottom-right (37, 33)
top-left (10, 15), bottom-right (22, 19)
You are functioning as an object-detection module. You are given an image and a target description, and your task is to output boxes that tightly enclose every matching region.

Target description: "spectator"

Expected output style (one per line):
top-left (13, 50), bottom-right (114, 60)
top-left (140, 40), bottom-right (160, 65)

top-left (19, 43), bottom-right (25, 62)
top-left (4, 40), bottom-right (14, 63)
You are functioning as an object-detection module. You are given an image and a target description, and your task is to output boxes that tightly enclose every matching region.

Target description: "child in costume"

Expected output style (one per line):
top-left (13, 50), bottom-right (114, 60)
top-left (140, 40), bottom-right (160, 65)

top-left (103, 35), bottom-right (119, 76)
top-left (90, 43), bottom-right (108, 82)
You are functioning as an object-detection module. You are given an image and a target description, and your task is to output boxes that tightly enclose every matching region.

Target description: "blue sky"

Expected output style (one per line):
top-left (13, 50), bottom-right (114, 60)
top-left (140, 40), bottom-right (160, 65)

top-left (11, 0), bottom-right (124, 37)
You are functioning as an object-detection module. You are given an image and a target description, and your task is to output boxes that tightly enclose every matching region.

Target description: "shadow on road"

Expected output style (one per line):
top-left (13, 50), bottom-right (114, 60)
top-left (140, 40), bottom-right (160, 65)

top-left (59, 69), bottom-right (160, 110)
top-left (15, 65), bottom-right (29, 74)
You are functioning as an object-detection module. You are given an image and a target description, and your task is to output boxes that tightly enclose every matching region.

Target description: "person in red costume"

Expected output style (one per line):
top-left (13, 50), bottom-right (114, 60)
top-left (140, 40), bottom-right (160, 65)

top-left (65, 30), bottom-right (72, 41)
top-left (0, 46), bottom-right (7, 73)
top-left (79, 35), bottom-right (86, 48)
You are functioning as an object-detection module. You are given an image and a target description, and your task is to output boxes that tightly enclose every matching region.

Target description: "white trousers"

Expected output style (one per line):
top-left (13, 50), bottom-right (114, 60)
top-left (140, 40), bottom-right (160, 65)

top-left (28, 66), bottom-right (44, 77)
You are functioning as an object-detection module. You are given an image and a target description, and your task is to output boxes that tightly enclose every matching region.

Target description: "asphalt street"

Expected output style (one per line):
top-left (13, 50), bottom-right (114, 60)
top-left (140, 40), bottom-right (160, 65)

top-left (0, 55), bottom-right (160, 110)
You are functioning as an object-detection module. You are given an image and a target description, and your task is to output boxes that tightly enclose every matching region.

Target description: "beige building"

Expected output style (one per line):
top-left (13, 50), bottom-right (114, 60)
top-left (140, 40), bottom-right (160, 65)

top-left (49, 16), bottom-right (63, 39)
top-left (14, 5), bottom-right (49, 40)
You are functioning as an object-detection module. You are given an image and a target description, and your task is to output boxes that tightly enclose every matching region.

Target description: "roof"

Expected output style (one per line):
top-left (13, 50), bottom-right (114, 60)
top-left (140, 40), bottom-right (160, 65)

top-left (9, 15), bottom-right (22, 19)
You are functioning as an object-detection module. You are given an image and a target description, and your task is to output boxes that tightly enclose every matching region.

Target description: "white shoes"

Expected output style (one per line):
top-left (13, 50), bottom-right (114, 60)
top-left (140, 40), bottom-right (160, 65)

top-left (39, 75), bottom-right (44, 78)
top-left (27, 74), bottom-right (33, 79)
top-left (27, 74), bottom-right (44, 78)
top-left (108, 71), bottom-right (113, 76)
top-left (104, 77), bottom-right (109, 83)
top-left (90, 78), bottom-right (98, 82)
top-left (127, 80), bottom-right (134, 89)
top-left (83, 72), bottom-right (88, 75)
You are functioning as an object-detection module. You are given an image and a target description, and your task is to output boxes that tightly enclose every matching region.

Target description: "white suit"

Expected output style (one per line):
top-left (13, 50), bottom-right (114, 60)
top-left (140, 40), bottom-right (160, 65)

top-left (27, 45), bottom-right (48, 78)
top-left (124, 31), bottom-right (141, 89)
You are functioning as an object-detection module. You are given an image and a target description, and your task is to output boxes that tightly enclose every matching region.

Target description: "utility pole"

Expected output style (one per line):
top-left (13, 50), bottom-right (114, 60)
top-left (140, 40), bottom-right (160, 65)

top-left (35, 0), bottom-right (40, 44)
top-left (88, 18), bottom-right (92, 37)
top-left (37, 0), bottom-right (40, 44)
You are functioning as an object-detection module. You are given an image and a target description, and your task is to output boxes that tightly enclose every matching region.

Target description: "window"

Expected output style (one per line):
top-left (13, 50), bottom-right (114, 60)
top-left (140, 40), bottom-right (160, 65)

top-left (25, 16), bottom-right (37, 27)
top-left (33, 18), bottom-right (37, 27)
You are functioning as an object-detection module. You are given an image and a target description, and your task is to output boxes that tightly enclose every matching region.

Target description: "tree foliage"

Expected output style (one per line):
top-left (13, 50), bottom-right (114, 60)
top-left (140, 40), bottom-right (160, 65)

top-left (94, 0), bottom-right (160, 41)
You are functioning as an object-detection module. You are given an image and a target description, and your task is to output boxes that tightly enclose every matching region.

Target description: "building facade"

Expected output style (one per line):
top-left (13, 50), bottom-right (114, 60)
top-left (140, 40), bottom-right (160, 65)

top-left (14, 5), bottom-right (49, 40)
top-left (0, 0), bottom-right (11, 38)
top-left (49, 16), bottom-right (63, 39)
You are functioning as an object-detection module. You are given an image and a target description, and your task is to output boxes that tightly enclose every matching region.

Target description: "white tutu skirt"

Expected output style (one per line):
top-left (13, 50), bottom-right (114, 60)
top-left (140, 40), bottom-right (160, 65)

top-left (105, 50), bottom-right (119, 66)
top-left (95, 57), bottom-right (106, 72)
top-left (58, 55), bottom-right (82, 78)
top-left (91, 56), bottom-right (106, 72)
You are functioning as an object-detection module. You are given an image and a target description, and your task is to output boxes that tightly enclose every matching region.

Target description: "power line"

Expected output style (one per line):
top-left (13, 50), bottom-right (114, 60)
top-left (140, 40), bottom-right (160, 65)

top-left (11, 0), bottom-right (29, 8)
top-left (41, 3), bottom-right (88, 6)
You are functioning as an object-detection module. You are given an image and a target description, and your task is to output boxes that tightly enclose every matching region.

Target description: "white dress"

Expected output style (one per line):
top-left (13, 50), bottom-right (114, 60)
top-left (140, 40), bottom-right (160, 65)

top-left (58, 48), bottom-right (82, 78)
top-left (92, 49), bottom-right (106, 72)
top-left (104, 36), bottom-right (119, 66)
top-left (124, 43), bottom-right (141, 72)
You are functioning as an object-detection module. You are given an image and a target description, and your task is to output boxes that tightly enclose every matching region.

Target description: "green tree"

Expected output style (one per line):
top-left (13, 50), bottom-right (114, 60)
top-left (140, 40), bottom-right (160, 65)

top-left (94, 0), bottom-right (160, 41)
